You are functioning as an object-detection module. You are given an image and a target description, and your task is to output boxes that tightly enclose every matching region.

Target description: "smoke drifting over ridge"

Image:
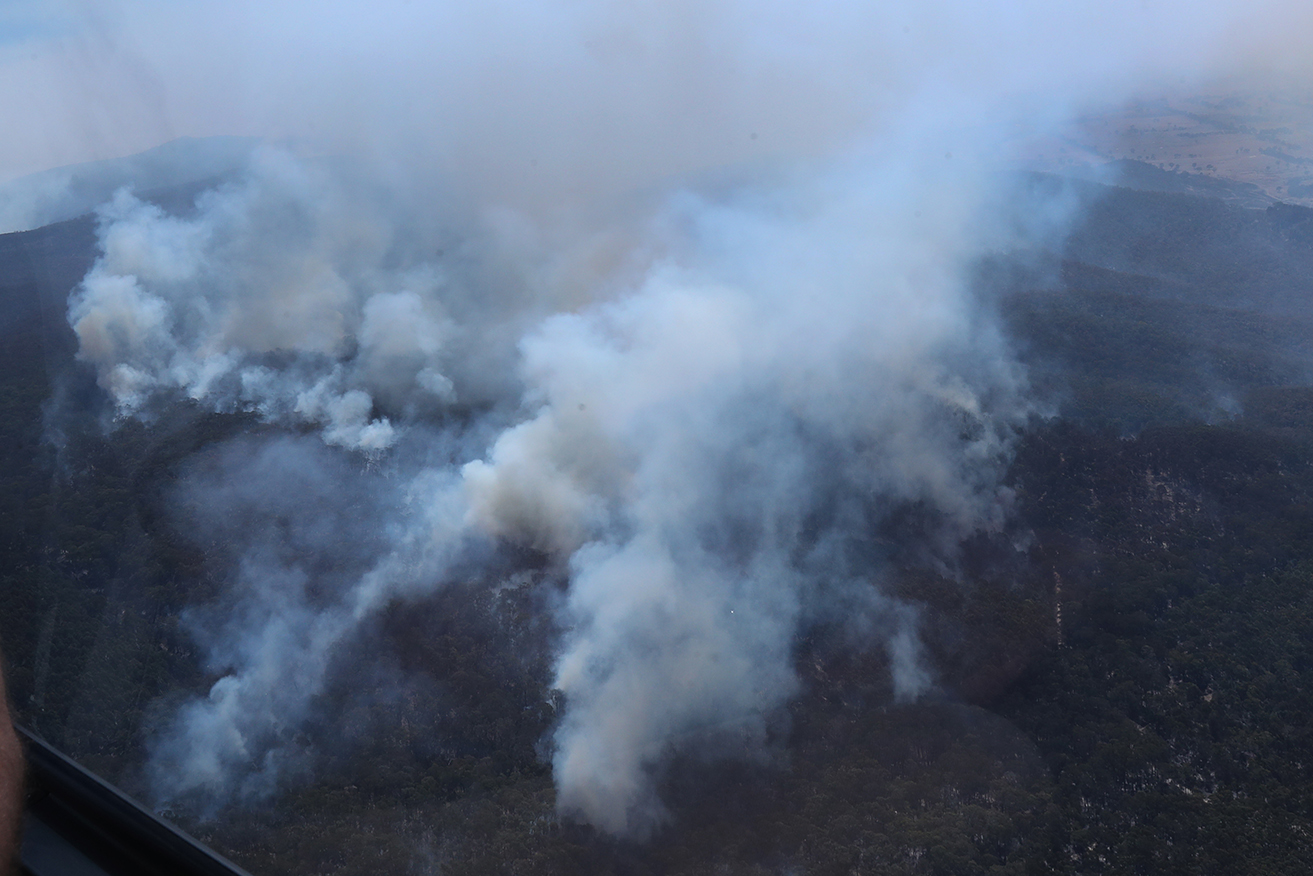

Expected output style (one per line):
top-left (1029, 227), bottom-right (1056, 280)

top-left (19, 0), bottom-right (1311, 838)
top-left (94, 142), bottom-right (1034, 832)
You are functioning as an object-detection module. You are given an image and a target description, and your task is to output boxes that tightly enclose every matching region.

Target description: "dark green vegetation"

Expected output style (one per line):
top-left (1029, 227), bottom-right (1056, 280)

top-left (4, 177), bottom-right (1313, 874)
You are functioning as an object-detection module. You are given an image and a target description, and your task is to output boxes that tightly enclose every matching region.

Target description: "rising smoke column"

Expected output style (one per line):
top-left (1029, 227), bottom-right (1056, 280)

top-left (464, 160), bottom-right (1037, 832)
top-left (44, 0), bottom-right (1313, 838)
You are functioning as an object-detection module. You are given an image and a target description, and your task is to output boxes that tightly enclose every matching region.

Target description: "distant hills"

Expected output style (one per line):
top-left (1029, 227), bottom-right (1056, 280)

top-left (1095, 158), bottom-right (1275, 208)
top-left (0, 136), bottom-right (256, 233)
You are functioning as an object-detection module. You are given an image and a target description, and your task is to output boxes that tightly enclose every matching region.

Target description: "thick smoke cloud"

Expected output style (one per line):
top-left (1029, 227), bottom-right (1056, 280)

top-left (68, 148), bottom-right (460, 449)
top-left (18, 0), bottom-right (1313, 838)
top-left (88, 143), bottom-right (1034, 830)
top-left (466, 161), bottom-right (1036, 830)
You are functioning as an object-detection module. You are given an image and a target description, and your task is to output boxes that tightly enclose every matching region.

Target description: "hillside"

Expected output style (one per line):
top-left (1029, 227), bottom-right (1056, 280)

top-left (3, 175), bottom-right (1313, 874)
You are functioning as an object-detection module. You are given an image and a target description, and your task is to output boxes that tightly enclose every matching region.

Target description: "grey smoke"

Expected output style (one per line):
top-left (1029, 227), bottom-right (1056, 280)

top-left (471, 164), bottom-right (1036, 833)
top-left (25, 0), bottom-right (1312, 838)
top-left (148, 434), bottom-right (473, 807)
top-left (80, 142), bottom-right (1036, 833)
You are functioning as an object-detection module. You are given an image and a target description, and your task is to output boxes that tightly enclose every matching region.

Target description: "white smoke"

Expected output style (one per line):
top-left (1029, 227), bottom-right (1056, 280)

top-left (33, 0), bottom-right (1313, 839)
top-left (67, 148), bottom-right (469, 450)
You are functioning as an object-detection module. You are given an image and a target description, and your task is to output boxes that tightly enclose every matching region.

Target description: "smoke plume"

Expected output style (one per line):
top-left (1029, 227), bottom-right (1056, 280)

top-left (96, 141), bottom-right (1035, 829)
top-left (16, 0), bottom-right (1309, 837)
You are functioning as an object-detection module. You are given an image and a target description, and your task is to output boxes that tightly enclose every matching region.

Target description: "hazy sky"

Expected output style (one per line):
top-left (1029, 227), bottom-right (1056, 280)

top-left (2, 1), bottom-right (1311, 196)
